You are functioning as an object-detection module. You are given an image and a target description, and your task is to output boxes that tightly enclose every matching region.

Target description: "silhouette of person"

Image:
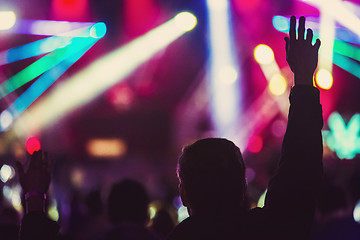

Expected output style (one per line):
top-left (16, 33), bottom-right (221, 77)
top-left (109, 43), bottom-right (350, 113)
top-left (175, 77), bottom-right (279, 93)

top-left (167, 16), bottom-right (323, 240)
top-left (16, 150), bottom-right (59, 240)
top-left (101, 179), bottom-right (160, 240)
top-left (151, 208), bottom-right (176, 239)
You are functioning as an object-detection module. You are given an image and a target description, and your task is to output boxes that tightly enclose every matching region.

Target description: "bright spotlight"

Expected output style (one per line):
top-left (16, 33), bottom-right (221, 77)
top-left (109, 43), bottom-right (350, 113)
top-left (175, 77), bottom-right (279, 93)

top-left (174, 12), bottom-right (197, 31)
top-left (254, 44), bottom-right (275, 65)
top-left (0, 11), bottom-right (16, 30)
top-left (316, 69), bottom-right (333, 90)
top-left (269, 74), bottom-right (287, 96)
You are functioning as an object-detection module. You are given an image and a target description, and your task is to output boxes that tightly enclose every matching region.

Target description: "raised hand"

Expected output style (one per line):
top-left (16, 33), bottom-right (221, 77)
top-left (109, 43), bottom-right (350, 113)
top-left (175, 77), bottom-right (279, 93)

top-left (16, 150), bottom-right (53, 195)
top-left (285, 16), bottom-right (321, 86)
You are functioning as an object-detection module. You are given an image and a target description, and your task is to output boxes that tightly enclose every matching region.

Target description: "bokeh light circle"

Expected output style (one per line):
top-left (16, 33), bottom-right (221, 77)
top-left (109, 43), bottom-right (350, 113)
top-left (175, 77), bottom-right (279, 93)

top-left (254, 44), bottom-right (275, 65)
top-left (174, 12), bottom-right (197, 31)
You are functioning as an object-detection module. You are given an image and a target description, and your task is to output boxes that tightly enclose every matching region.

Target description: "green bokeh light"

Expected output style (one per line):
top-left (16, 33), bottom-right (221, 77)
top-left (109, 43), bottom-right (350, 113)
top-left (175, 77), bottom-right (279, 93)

top-left (323, 112), bottom-right (360, 159)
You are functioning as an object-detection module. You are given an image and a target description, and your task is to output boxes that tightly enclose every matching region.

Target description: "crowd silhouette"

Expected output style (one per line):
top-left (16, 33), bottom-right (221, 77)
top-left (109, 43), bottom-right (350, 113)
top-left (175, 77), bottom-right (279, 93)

top-left (0, 15), bottom-right (358, 240)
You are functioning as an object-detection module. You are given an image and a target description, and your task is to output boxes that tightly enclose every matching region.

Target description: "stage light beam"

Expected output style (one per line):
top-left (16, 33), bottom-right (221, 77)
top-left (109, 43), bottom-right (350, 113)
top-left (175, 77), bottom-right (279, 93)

top-left (207, 0), bottom-right (228, 10)
top-left (0, 22), bottom-right (105, 66)
top-left (318, 11), bottom-right (335, 81)
top-left (302, 0), bottom-right (360, 38)
top-left (0, 38), bottom-right (99, 133)
top-left (219, 65), bottom-right (238, 84)
top-left (0, 37), bottom-right (98, 98)
top-left (269, 74), bottom-right (287, 96)
top-left (1, 19), bottom-right (102, 38)
top-left (207, 0), bottom-right (242, 139)
top-left (332, 53), bottom-right (360, 79)
top-left (12, 13), bottom-right (197, 137)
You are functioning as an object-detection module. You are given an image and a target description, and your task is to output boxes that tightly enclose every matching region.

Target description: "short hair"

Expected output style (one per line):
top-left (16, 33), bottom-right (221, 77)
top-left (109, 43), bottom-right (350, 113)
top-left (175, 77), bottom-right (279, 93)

top-left (177, 138), bottom-right (247, 215)
top-left (108, 179), bottom-right (149, 224)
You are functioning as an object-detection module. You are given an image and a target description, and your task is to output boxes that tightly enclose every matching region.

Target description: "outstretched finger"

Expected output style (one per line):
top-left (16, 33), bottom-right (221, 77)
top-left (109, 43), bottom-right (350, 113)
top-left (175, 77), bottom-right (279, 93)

top-left (298, 16), bottom-right (305, 41)
top-left (289, 16), bottom-right (296, 41)
top-left (306, 29), bottom-right (313, 44)
top-left (314, 38), bottom-right (321, 51)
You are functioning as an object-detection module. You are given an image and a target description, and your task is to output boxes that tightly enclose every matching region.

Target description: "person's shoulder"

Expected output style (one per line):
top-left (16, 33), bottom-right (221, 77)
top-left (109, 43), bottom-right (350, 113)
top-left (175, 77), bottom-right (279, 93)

top-left (167, 217), bottom-right (195, 240)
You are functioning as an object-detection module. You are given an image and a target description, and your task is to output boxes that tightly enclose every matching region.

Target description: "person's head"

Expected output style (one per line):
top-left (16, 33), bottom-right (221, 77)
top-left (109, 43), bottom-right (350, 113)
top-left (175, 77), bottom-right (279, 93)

top-left (177, 138), bottom-right (247, 216)
top-left (108, 179), bottom-right (149, 224)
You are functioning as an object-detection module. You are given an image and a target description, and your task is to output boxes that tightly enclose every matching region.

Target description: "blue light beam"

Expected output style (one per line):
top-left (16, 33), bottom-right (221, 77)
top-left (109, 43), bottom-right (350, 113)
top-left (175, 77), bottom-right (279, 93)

top-left (1, 38), bottom-right (98, 132)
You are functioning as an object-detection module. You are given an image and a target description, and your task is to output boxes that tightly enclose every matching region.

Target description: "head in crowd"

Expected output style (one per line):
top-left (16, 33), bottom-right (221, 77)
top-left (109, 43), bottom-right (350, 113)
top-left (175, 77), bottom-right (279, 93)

top-left (177, 138), bottom-right (247, 216)
top-left (108, 179), bottom-right (149, 224)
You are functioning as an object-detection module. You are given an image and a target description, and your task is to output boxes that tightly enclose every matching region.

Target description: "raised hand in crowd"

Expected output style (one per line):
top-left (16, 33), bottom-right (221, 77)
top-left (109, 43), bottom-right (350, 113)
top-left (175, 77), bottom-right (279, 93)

top-left (285, 16), bottom-right (321, 86)
top-left (16, 150), bottom-right (53, 213)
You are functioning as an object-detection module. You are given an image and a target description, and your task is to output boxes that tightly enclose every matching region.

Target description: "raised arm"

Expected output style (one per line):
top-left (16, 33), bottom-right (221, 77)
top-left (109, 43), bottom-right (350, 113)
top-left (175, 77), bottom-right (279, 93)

top-left (263, 16), bottom-right (323, 239)
top-left (16, 150), bottom-right (52, 213)
top-left (16, 150), bottom-right (59, 240)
